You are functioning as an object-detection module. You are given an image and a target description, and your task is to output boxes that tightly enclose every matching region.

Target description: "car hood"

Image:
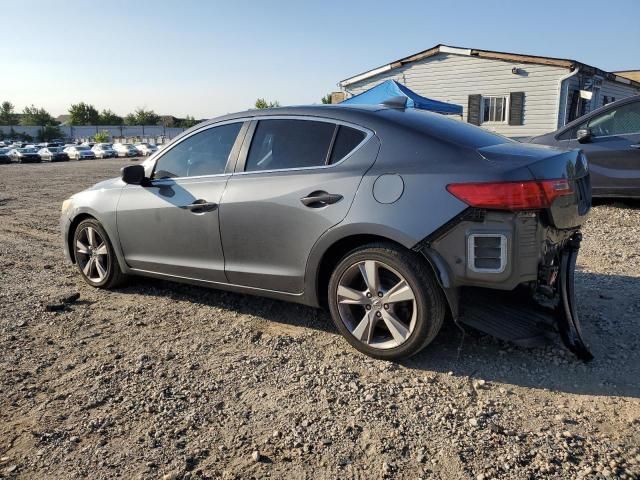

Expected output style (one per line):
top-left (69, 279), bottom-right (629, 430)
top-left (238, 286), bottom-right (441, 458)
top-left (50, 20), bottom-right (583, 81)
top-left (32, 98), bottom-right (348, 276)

top-left (84, 177), bottom-right (123, 192)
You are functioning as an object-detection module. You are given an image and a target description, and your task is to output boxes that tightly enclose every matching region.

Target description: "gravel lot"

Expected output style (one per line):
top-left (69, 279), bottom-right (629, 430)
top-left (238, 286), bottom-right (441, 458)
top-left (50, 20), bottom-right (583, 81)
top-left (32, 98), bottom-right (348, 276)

top-left (1, 159), bottom-right (639, 480)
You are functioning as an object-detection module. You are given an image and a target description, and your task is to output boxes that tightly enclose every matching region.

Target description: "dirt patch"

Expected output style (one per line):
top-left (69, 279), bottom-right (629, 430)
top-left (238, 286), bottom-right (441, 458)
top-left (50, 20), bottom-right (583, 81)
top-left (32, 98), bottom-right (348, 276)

top-left (1, 160), bottom-right (639, 479)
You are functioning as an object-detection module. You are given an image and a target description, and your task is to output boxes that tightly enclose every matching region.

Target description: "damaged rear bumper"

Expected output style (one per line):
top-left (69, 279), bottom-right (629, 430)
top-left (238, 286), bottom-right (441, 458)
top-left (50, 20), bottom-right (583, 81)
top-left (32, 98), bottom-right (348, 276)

top-left (414, 209), bottom-right (592, 361)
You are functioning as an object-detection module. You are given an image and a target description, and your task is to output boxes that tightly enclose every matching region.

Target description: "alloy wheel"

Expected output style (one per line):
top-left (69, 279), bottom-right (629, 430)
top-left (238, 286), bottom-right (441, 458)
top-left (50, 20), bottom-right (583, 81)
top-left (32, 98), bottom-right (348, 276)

top-left (75, 226), bottom-right (109, 283)
top-left (336, 260), bottom-right (417, 349)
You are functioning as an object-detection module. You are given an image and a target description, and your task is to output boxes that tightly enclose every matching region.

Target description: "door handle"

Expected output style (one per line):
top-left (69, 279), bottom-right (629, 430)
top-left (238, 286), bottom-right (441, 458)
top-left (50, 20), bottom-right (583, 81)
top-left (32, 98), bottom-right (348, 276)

top-left (181, 199), bottom-right (218, 213)
top-left (300, 191), bottom-right (343, 208)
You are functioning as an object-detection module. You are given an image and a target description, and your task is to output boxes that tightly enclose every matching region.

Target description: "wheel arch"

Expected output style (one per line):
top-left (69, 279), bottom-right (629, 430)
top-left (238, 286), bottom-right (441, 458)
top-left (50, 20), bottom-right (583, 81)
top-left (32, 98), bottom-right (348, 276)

top-left (67, 213), bottom-right (97, 264)
top-left (315, 234), bottom-right (404, 307)
top-left (67, 212), bottom-right (127, 273)
top-left (308, 225), bottom-right (448, 311)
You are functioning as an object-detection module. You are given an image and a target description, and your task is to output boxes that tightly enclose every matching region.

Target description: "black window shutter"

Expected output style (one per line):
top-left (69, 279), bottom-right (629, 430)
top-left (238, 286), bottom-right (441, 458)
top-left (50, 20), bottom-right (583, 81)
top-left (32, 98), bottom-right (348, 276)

top-left (509, 92), bottom-right (525, 126)
top-left (467, 94), bottom-right (481, 125)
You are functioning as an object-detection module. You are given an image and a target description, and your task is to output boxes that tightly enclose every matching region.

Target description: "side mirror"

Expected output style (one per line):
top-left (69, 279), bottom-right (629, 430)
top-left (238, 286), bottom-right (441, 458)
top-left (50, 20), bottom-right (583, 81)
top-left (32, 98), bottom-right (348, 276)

top-left (121, 164), bottom-right (147, 185)
top-left (576, 128), bottom-right (592, 144)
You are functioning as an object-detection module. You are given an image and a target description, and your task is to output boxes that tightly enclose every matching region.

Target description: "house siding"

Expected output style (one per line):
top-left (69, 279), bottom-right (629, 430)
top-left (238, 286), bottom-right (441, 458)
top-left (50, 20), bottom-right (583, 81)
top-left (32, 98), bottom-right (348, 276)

top-left (342, 53), bottom-right (571, 138)
top-left (558, 74), bottom-right (640, 126)
top-left (599, 78), bottom-right (639, 107)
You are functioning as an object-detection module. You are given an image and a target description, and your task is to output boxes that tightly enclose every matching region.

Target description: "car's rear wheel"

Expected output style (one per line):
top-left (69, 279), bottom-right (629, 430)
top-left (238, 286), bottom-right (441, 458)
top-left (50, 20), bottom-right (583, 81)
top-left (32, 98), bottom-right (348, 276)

top-left (328, 243), bottom-right (446, 360)
top-left (73, 219), bottom-right (126, 289)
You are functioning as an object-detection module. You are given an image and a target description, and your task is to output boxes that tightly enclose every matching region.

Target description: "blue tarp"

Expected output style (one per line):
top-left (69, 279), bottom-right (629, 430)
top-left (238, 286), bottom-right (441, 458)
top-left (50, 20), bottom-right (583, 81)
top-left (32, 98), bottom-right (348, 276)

top-left (341, 79), bottom-right (462, 115)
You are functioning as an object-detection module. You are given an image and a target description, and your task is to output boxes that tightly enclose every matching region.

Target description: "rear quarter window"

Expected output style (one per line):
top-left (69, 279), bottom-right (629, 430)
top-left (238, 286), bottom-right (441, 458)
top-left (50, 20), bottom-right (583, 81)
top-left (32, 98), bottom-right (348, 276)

top-left (329, 126), bottom-right (366, 164)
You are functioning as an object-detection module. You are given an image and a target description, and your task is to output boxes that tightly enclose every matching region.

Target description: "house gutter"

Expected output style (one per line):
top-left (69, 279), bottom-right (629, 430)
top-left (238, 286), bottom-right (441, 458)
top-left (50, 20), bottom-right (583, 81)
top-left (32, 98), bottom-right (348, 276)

top-left (556, 66), bottom-right (580, 128)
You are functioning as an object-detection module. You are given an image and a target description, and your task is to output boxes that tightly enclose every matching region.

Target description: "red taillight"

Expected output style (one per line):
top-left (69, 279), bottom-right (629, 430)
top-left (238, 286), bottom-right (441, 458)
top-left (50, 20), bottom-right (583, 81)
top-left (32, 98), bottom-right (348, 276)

top-left (446, 179), bottom-right (572, 210)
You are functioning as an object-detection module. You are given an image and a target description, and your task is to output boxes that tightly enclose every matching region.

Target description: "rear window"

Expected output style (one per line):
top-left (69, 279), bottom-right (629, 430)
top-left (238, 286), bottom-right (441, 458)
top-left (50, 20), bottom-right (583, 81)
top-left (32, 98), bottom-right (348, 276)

top-left (245, 119), bottom-right (336, 172)
top-left (329, 126), bottom-right (366, 164)
top-left (381, 108), bottom-right (513, 148)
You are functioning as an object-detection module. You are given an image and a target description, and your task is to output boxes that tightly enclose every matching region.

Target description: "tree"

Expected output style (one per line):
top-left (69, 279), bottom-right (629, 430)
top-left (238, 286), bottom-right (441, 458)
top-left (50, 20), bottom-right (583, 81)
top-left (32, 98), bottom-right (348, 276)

top-left (254, 98), bottom-right (280, 109)
top-left (68, 102), bottom-right (99, 125)
top-left (125, 107), bottom-right (160, 126)
top-left (179, 115), bottom-right (198, 128)
top-left (94, 130), bottom-right (110, 143)
top-left (98, 109), bottom-right (123, 125)
top-left (321, 93), bottom-right (332, 104)
top-left (37, 125), bottom-right (62, 142)
top-left (0, 101), bottom-right (19, 125)
top-left (21, 105), bottom-right (58, 126)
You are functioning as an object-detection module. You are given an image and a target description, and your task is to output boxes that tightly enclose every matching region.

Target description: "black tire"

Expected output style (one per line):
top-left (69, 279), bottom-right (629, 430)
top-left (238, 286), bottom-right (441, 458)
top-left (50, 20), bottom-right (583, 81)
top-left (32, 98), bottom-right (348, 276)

top-left (328, 242), bottom-right (446, 360)
top-left (73, 218), bottom-right (126, 289)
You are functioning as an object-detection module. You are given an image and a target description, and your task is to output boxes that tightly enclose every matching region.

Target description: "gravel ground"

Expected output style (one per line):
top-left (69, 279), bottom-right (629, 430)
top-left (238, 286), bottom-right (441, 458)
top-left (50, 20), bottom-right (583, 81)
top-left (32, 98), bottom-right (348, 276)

top-left (0, 159), bottom-right (639, 480)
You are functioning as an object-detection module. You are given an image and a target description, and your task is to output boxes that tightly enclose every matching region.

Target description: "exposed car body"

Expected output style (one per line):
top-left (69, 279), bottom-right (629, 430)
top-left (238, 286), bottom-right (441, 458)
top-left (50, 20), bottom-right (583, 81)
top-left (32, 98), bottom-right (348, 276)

top-left (67, 146), bottom-right (96, 160)
top-left (0, 147), bottom-right (12, 164)
top-left (113, 143), bottom-right (139, 157)
top-left (9, 147), bottom-right (41, 163)
top-left (134, 143), bottom-right (158, 156)
top-left (529, 95), bottom-right (640, 198)
top-left (61, 105), bottom-right (592, 360)
top-left (38, 146), bottom-right (69, 162)
top-left (92, 143), bottom-right (117, 159)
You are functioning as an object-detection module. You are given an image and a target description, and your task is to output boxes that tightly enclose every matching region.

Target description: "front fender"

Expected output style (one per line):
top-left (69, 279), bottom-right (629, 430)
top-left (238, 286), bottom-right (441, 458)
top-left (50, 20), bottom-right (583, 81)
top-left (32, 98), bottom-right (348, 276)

top-left (62, 185), bottom-right (128, 273)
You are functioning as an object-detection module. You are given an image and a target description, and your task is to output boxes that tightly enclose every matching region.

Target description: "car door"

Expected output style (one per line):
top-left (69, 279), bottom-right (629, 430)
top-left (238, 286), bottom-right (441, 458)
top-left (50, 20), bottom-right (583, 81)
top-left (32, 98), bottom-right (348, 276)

top-left (116, 121), bottom-right (247, 282)
top-left (573, 100), bottom-right (640, 196)
top-left (219, 117), bottom-right (379, 293)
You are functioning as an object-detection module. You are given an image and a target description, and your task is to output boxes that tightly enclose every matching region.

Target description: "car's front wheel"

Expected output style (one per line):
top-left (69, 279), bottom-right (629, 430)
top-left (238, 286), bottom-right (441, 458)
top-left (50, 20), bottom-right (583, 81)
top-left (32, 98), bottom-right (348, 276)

top-left (73, 219), bottom-right (126, 288)
top-left (328, 243), bottom-right (446, 360)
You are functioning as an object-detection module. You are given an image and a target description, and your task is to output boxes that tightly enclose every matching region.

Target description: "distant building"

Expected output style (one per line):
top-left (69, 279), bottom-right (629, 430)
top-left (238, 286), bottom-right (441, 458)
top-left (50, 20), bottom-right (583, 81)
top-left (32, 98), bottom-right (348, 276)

top-left (56, 114), bottom-right (71, 125)
top-left (338, 44), bottom-right (640, 138)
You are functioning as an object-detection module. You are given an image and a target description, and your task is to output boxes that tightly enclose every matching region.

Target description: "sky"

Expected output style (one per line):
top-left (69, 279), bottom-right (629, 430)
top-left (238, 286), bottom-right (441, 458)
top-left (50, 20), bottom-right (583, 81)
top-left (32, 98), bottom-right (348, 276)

top-left (1, 0), bottom-right (638, 119)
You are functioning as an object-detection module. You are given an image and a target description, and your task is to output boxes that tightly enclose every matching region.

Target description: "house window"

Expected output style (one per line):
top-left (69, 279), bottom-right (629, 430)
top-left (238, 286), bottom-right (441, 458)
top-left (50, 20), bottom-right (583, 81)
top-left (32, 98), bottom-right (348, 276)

top-left (482, 96), bottom-right (507, 123)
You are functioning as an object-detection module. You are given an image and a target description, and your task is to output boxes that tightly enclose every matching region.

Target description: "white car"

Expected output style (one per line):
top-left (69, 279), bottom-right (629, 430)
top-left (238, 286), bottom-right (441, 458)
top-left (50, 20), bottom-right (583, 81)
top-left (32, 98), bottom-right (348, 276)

top-left (113, 143), bottom-right (139, 157)
top-left (134, 143), bottom-right (158, 156)
top-left (92, 143), bottom-right (117, 159)
top-left (67, 145), bottom-right (96, 160)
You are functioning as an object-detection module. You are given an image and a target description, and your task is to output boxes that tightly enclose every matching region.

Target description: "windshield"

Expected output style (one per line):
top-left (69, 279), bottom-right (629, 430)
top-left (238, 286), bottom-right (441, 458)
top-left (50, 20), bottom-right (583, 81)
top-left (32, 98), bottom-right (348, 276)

top-left (76, 146), bottom-right (90, 151)
top-left (20, 148), bottom-right (37, 153)
top-left (0, 148), bottom-right (8, 153)
top-left (49, 147), bottom-right (61, 152)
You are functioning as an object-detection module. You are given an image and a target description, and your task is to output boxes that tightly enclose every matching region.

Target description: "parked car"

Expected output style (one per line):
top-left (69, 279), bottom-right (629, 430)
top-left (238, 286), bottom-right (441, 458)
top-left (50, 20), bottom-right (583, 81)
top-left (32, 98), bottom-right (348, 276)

top-left (38, 146), bottom-right (69, 162)
top-left (134, 143), bottom-right (158, 156)
top-left (67, 145), bottom-right (96, 160)
top-left (529, 95), bottom-right (640, 198)
top-left (0, 147), bottom-right (11, 164)
top-left (9, 147), bottom-right (41, 163)
top-left (60, 105), bottom-right (593, 361)
top-left (113, 143), bottom-right (139, 157)
top-left (92, 143), bottom-right (117, 159)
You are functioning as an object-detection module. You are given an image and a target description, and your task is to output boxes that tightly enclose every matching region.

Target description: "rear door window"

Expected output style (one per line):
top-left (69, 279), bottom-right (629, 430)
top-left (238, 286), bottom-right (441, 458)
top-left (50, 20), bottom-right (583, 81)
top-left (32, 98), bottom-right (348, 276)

top-left (245, 119), bottom-right (369, 172)
top-left (245, 119), bottom-right (335, 172)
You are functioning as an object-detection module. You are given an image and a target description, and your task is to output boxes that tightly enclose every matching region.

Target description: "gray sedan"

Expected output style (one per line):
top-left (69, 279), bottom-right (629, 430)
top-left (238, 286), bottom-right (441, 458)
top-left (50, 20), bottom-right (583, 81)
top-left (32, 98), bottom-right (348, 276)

top-left (60, 105), bottom-right (592, 360)
top-left (529, 95), bottom-right (640, 198)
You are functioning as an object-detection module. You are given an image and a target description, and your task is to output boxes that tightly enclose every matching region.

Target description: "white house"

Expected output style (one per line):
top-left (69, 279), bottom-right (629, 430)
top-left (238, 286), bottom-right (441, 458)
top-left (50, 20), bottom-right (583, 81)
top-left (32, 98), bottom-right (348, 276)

top-left (338, 44), bottom-right (640, 138)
